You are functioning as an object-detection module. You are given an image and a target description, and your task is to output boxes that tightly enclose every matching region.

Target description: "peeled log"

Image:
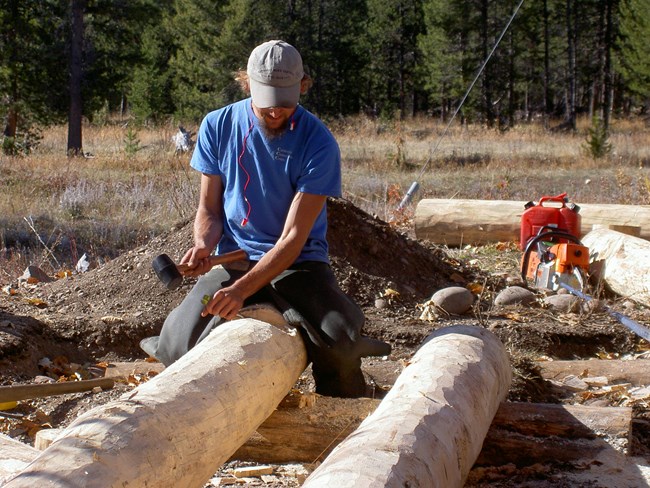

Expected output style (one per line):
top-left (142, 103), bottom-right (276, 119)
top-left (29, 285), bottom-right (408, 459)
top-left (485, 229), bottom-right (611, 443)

top-left (414, 199), bottom-right (650, 246)
top-left (5, 317), bottom-right (307, 488)
top-left (302, 325), bottom-right (512, 488)
top-left (538, 359), bottom-right (650, 387)
top-left (581, 227), bottom-right (650, 307)
top-left (0, 434), bottom-right (40, 484)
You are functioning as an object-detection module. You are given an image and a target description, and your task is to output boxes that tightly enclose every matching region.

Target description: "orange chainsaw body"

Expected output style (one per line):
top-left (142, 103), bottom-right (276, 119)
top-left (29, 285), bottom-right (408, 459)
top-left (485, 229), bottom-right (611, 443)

top-left (523, 242), bottom-right (590, 291)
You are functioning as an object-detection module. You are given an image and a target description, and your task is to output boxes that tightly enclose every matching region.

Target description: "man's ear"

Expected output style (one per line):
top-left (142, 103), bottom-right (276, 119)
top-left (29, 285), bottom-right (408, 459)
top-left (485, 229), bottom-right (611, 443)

top-left (300, 78), bottom-right (310, 95)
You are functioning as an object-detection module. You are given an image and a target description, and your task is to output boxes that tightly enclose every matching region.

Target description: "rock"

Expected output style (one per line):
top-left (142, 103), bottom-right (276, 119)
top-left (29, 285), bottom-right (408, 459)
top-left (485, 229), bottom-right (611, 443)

top-left (374, 298), bottom-right (387, 309)
top-left (494, 286), bottom-right (537, 307)
top-left (430, 286), bottom-right (474, 315)
top-left (19, 265), bottom-right (53, 284)
top-left (544, 294), bottom-right (579, 313)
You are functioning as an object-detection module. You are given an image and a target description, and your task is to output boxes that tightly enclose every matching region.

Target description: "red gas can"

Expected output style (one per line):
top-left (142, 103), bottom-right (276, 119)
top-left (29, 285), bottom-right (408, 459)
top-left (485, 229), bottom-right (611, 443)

top-left (519, 193), bottom-right (581, 250)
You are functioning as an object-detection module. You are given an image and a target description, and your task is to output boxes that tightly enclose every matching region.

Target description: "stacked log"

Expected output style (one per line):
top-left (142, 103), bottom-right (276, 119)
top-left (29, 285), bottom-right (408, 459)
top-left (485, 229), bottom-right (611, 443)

top-left (414, 199), bottom-right (650, 246)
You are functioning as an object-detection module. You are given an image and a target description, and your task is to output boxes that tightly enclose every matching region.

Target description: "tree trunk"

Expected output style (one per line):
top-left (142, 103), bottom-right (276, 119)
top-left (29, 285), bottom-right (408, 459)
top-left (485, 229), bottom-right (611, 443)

top-left (543, 0), bottom-right (551, 125)
top-left (602, 0), bottom-right (614, 130)
top-left (302, 325), bottom-right (512, 488)
top-left (581, 227), bottom-right (650, 307)
top-left (414, 199), bottom-right (650, 246)
top-left (5, 318), bottom-right (307, 488)
top-left (67, 0), bottom-right (84, 157)
top-left (481, 0), bottom-right (494, 128)
top-left (233, 393), bottom-right (381, 464)
top-left (565, 0), bottom-right (577, 130)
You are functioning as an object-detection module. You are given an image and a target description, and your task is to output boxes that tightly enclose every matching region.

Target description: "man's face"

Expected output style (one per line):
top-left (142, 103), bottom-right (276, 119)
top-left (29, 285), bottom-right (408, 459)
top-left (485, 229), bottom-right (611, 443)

top-left (252, 105), bottom-right (296, 138)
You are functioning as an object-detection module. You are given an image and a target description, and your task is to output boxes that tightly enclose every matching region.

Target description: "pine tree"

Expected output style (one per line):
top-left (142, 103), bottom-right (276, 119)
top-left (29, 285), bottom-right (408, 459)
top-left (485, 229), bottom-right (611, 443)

top-left (617, 0), bottom-right (650, 104)
top-left (362, 0), bottom-right (425, 118)
top-left (128, 10), bottom-right (175, 123)
top-left (0, 0), bottom-right (67, 153)
top-left (418, 0), bottom-right (466, 121)
top-left (168, 0), bottom-right (230, 121)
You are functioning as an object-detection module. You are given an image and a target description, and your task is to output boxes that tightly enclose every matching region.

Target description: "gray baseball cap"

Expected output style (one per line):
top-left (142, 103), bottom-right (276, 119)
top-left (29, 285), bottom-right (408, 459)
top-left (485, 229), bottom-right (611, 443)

top-left (247, 40), bottom-right (304, 108)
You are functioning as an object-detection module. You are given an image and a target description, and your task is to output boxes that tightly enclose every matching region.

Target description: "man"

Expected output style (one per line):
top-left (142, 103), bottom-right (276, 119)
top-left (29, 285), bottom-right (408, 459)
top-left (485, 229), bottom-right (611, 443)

top-left (143, 40), bottom-right (390, 398)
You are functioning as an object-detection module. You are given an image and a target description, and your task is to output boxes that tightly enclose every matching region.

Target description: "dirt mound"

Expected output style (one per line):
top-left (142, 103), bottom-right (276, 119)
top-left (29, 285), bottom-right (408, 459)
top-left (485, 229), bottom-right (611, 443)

top-left (1, 198), bottom-right (480, 369)
top-left (0, 198), bottom-right (641, 374)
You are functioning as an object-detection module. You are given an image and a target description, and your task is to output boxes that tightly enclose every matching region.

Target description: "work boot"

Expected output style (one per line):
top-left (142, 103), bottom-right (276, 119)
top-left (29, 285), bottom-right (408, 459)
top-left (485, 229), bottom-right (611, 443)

top-left (139, 336), bottom-right (160, 360)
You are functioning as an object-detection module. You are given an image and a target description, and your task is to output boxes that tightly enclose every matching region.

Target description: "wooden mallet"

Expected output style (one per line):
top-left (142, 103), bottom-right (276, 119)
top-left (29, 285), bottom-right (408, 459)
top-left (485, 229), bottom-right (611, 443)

top-left (152, 249), bottom-right (248, 290)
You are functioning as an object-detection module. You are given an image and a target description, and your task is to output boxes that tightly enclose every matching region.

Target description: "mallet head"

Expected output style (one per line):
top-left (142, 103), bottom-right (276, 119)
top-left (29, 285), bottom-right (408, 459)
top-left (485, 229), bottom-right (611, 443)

top-left (152, 254), bottom-right (183, 290)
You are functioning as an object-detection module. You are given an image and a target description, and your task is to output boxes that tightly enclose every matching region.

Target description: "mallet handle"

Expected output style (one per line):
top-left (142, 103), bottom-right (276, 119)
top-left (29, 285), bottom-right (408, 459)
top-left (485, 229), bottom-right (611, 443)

top-left (176, 249), bottom-right (248, 273)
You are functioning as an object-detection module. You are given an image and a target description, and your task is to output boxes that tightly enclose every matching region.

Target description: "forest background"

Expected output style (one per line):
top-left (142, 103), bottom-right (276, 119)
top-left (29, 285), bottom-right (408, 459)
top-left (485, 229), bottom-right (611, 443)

top-left (1, 0), bottom-right (650, 278)
top-left (1, 0), bottom-right (649, 154)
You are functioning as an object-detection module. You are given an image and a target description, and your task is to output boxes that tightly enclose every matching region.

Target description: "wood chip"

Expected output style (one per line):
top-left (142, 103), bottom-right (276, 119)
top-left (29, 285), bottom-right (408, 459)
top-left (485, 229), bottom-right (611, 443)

top-left (233, 465), bottom-right (273, 478)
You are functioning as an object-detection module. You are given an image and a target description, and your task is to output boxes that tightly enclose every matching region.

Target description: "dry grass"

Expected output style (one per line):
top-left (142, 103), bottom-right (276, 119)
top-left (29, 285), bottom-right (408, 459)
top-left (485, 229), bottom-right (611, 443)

top-left (1, 115), bottom-right (649, 278)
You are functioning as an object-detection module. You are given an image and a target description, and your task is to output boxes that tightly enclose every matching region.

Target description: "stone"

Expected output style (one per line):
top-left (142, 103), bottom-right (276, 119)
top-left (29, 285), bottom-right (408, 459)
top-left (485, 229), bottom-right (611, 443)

top-left (544, 294), bottom-right (580, 313)
top-left (430, 286), bottom-right (474, 315)
top-left (19, 266), bottom-right (53, 284)
top-left (494, 286), bottom-right (537, 307)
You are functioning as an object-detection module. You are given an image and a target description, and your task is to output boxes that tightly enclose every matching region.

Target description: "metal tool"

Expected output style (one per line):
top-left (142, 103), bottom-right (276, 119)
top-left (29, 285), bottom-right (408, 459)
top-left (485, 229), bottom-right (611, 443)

top-left (560, 283), bottom-right (650, 342)
top-left (152, 249), bottom-right (248, 290)
top-left (520, 227), bottom-right (590, 292)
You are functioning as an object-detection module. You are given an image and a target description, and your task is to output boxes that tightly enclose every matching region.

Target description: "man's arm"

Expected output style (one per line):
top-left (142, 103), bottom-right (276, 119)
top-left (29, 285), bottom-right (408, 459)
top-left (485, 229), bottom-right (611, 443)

top-left (202, 191), bottom-right (327, 320)
top-left (180, 173), bottom-right (225, 276)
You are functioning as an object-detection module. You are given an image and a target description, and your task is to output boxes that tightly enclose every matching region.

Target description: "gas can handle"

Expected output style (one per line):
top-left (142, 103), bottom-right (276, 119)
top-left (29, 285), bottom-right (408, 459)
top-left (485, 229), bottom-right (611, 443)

top-left (538, 192), bottom-right (568, 206)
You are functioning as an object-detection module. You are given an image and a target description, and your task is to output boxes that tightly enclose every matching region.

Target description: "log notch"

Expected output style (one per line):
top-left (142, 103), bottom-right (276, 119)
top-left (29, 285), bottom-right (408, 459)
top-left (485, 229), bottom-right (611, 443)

top-left (414, 199), bottom-right (650, 246)
top-left (302, 325), bottom-right (512, 488)
top-left (233, 393), bottom-right (381, 464)
top-left (5, 314), bottom-right (307, 488)
top-left (581, 227), bottom-right (650, 307)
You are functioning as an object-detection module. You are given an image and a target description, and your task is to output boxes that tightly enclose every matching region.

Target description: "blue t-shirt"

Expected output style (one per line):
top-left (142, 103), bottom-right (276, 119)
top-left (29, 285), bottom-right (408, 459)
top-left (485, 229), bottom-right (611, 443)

top-left (190, 98), bottom-right (342, 263)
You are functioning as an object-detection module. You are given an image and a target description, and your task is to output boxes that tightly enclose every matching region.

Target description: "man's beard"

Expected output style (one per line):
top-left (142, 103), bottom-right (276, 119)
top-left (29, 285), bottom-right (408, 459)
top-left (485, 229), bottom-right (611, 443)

top-left (258, 118), bottom-right (289, 139)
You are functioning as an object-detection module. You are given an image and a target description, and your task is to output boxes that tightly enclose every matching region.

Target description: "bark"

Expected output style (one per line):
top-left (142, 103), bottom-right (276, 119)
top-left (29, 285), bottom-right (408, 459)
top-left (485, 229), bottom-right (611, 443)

top-left (0, 378), bottom-right (115, 403)
top-left (537, 358), bottom-right (649, 387)
top-left (476, 402), bottom-right (631, 467)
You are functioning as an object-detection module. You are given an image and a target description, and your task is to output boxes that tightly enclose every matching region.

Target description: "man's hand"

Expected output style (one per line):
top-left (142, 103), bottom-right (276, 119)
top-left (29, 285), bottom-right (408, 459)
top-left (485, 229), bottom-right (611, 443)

top-left (201, 284), bottom-right (246, 320)
top-left (179, 246), bottom-right (215, 277)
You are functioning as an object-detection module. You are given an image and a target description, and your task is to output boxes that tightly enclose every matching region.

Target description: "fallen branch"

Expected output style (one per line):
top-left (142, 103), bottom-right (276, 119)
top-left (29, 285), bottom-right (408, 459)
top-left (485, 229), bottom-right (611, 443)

top-left (0, 378), bottom-right (115, 403)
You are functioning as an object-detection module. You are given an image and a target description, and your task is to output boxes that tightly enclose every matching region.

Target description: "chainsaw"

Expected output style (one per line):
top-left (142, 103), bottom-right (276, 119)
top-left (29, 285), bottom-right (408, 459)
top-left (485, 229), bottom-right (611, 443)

top-left (518, 195), bottom-right (650, 342)
top-left (520, 225), bottom-right (590, 292)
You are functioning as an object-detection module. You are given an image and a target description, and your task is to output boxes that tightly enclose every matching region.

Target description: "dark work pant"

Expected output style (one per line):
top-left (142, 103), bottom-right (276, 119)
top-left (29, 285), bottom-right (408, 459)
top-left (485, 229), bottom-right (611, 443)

top-left (154, 261), bottom-right (391, 398)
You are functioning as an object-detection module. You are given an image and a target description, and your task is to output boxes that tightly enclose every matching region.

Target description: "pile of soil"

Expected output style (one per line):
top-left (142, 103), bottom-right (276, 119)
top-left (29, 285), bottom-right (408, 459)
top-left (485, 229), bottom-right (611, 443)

top-left (1, 198), bottom-right (648, 486)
